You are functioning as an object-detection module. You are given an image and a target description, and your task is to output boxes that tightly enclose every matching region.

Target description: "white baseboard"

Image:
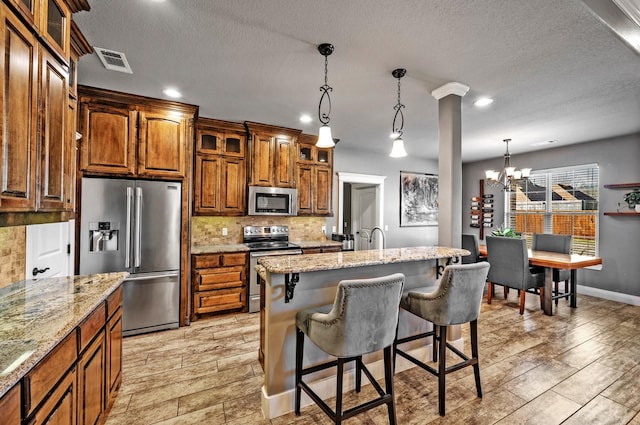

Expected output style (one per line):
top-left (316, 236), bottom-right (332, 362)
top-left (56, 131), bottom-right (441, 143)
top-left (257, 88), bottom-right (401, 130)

top-left (577, 284), bottom-right (640, 306)
top-left (261, 337), bottom-right (464, 419)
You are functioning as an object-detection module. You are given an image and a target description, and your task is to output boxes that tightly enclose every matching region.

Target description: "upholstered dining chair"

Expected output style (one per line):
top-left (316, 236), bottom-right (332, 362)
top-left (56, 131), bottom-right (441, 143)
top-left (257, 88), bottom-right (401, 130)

top-left (485, 236), bottom-right (545, 314)
top-left (532, 233), bottom-right (572, 305)
top-left (462, 233), bottom-right (487, 264)
top-left (295, 273), bottom-right (405, 425)
top-left (394, 262), bottom-right (490, 416)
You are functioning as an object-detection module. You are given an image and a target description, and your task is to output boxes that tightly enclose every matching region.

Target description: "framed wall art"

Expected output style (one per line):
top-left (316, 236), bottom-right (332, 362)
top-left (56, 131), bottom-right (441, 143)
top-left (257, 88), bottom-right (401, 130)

top-left (400, 171), bottom-right (438, 227)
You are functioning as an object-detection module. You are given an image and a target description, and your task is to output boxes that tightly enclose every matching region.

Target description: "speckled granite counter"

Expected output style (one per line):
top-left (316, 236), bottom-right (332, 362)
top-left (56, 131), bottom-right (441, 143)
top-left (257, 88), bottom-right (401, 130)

top-left (191, 243), bottom-right (249, 254)
top-left (0, 272), bottom-right (129, 397)
top-left (258, 246), bottom-right (469, 274)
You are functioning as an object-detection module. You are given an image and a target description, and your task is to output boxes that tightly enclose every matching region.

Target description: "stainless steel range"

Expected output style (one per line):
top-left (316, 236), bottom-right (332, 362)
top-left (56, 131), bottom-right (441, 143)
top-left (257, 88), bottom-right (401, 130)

top-left (244, 225), bottom-right (302, 312)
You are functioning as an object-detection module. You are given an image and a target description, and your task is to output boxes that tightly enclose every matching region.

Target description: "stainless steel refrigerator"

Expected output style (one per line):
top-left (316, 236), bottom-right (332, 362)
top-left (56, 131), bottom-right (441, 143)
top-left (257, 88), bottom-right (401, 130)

top-left (79, 177), bottom-right (181, 336)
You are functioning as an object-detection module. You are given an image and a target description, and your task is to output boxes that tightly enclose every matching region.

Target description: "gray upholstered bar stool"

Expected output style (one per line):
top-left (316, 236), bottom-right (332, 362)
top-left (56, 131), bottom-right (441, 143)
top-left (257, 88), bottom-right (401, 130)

top-left (393, 262), bottom-right (490, 416)
top-left (295, 273), bottom-right (405, 425)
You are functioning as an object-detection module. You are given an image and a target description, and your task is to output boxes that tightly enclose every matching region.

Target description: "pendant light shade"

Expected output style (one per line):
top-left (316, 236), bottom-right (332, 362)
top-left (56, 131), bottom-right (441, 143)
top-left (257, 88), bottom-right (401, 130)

top-left (389, 137), bottom-right (407, 158)
top-left (389, 68), bottom-right (407, 158)
top-left (316, 125), bottom-right (334, 148)
top-left (316, 43), bottom-right (335, 148)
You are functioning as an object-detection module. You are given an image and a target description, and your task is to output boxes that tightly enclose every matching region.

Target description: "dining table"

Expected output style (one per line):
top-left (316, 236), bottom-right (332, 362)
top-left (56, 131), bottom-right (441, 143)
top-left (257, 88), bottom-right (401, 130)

top-left (478, 244), bottom-right (602, 315)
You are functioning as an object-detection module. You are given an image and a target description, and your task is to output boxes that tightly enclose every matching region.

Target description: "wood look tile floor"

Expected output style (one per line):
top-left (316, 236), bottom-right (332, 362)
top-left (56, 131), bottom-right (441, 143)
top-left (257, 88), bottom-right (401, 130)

top-left (105, 293), bottom-right (640, 425)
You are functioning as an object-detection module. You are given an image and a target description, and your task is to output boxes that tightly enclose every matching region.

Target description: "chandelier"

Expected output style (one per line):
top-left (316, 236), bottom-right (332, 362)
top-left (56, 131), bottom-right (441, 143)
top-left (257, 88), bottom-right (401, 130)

top-left (316, 43), bottom-right (335, 148)
top-left (389, 68), bottom-right (408, 158)
top-left (484, 139), bottom-right (532, 191)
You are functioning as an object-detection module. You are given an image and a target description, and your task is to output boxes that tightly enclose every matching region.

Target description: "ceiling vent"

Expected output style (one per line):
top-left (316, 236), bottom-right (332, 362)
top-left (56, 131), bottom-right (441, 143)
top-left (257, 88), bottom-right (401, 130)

top-left (94, 47), bottom-right (133, 74)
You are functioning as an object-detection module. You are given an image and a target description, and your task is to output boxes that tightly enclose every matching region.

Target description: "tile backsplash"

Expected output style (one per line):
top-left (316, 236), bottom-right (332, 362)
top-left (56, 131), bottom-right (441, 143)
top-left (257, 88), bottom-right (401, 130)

top-left (191, 216), bottom-right (328, 246)
top-left (0, 226), bottom-right (26, 288)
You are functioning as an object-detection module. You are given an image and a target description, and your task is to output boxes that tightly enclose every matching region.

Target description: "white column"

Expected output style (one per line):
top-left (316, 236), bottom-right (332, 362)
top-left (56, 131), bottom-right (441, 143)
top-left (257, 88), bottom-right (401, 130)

top-left (431, 82), bottom-right (469, 249)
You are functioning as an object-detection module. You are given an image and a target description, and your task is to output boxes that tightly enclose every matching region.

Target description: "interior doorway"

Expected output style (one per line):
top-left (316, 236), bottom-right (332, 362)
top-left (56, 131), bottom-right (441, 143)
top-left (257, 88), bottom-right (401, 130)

top-left (337, 173), bottom-right (386, 250)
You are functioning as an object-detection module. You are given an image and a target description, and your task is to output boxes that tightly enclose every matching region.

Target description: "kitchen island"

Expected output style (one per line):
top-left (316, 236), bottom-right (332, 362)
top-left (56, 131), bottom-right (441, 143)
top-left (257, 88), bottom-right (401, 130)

top-left (0, 272), bottom-right (128, 424)
top-left (256, 246), bottom-right (468, 419)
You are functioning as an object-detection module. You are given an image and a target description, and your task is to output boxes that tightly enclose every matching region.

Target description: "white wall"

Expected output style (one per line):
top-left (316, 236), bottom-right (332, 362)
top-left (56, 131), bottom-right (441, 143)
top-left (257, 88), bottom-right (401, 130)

top-left (327, 145), bottom-right (439, 249)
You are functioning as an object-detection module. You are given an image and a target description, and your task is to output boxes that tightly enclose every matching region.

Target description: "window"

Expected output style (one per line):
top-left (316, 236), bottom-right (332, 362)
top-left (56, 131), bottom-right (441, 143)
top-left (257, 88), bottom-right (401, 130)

top-left (507, 164), bottom-right (599, 255)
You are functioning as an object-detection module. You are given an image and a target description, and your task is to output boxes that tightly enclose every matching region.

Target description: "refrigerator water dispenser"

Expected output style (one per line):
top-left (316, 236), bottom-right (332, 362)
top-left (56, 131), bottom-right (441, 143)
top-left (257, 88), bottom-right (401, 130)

top-left (89, 221), bottom-right (119, 252)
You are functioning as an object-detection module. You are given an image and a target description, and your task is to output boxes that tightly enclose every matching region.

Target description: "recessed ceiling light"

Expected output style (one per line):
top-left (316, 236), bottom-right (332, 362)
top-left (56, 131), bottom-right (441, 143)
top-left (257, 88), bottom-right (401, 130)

top-left (474, 97), bottom-right (494, 107)
top-left (299, 114), bottom-right (312, 123)
top-left (163, 88), bottom-right (182, 98)
top-left (531, 140), bottom-right (557, 146)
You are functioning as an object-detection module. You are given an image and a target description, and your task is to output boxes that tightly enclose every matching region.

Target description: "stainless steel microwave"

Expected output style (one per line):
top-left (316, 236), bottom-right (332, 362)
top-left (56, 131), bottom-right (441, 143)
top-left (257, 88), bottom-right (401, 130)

top-left (248, 186), bottom-right (298, 216)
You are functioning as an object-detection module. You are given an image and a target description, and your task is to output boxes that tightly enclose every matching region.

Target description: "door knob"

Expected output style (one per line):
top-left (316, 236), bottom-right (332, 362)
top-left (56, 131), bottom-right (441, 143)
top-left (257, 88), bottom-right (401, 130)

top-left (32, 267), bottom-right (50, 277)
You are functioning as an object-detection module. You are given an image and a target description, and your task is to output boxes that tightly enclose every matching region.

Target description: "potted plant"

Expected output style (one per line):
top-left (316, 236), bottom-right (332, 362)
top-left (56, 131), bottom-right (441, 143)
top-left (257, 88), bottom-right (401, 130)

top-left (491, 224), bottom-right (521, 238)
top-left (623, 189), bottom-right (640, 211)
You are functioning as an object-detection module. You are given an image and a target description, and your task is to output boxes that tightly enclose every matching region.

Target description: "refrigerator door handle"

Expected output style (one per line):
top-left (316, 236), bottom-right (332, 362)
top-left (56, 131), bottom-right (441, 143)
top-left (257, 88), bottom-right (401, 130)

top-left (125, 271), bottom-right (179, 281)
top-left (125, 187), bottom-right (133, 268)
top-left (134, 187), bottom-right (143, 268)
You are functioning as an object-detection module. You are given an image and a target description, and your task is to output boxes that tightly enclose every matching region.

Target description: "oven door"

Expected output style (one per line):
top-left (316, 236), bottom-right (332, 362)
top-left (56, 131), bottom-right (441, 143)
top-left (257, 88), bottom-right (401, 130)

top-left (249, 249), bottom-right (302, 312)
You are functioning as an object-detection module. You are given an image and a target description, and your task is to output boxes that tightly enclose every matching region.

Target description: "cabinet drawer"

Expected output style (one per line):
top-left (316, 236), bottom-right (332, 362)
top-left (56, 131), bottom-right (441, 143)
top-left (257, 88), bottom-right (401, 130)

top-left (194, 288), bottom-right (245, 314)
top-left (25, 331), bottom-right (77, 416)
top-left (78, 301), bottom-right (106, 353)
top-left (106, 285), bottom-right (123, 319)
top-left (0, 382), bottom-right (21, 425)
top-left (29, 367), bottom-right (76, 425)
top-left (192, 254), bottom-right (220, 269)
top-left (221, 252), bottom-right (246, 266)
top-left (197, 267), bottom-right (243, 291)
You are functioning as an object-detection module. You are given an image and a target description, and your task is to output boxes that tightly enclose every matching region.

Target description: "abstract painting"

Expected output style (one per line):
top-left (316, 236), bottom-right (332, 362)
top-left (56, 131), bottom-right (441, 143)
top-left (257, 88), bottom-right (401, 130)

top-left (400, 171), bottom-right (438, 226)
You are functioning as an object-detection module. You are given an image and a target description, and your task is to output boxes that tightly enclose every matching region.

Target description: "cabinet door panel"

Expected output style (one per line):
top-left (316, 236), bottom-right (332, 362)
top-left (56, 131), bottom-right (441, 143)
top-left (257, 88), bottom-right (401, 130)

top-left (194, 155), bottom-right (219, 213)
top-left (274, 136), bottom-right (294, 187)
top-left (314, 166), bottom-right (331, 214)
top-left (251, 133), bottom-right (274, 186)
top-left (30, 368), bottom-right (76, 425)
top-left (0, 383), bottom-right (21, 425)
top-left (106, 308), bottom-right (122, 410)
top-left (0, 7), bottom-right (38, 210)
top-left (80, 103), bottom-right (136, 174)
top-left (138, 111), bottom-right (185, 177)
top-left (220, 158), bottom-right (245, 214)
top-left (38, 48), bottom-right (67, 210)
top-left (77, 333), bottom-right (105, 425)
top-left (297, 165), bottom-right (312, 214)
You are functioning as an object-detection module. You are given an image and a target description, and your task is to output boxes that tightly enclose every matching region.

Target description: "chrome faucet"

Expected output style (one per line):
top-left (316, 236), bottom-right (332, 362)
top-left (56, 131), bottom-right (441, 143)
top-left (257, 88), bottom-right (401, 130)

top-left (369, 226), bottom-right (385, 249)
top-left (358, 229), bottom-right (370, 250)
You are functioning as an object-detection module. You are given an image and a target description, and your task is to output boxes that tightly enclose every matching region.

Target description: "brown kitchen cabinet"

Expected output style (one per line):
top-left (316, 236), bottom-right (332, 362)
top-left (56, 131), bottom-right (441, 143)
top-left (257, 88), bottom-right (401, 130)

top-left (78, 86), bottom-right (197, 179)
top-left (194, 118), bottom-right (247, 215)
top-left (77, 332), bottom-right (105, 425)
top-left (38, 45), bottom-right (72, 211)
top-left (246, 121), bottom-right (301, 188)
top-left (0, 4), bottom-right (39, 211)
top-left (29, 367), bottom-right (77, 425)
top-left (296, 134), bottom-right (333, 216)
top-left (302, 245), bottom-right (342, 254)
top-left (191, 252), bottom-right (248, 320)
top-left (0, 383), bottom-right (21, 425)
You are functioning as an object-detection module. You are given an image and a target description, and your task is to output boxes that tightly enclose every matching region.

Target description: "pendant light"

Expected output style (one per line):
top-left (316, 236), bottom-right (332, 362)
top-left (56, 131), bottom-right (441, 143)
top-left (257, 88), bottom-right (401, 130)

top-left (316, 43), bottom-right (335, 148)
top-left (389, 68), bottom-right (408, 158)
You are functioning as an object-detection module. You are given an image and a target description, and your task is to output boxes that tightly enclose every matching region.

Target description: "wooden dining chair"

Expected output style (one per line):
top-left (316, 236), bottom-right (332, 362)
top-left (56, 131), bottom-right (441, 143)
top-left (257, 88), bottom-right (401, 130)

top-left (485, 236), bottom-right (545, 314)
top-left (532, 233), bottom-right (572, 305)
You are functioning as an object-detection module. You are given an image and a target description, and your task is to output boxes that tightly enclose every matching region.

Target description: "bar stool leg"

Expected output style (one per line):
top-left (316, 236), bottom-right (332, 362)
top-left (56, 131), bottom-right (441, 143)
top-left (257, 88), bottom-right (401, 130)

top-left (355, 356), bottom-right (362, 392)
top-left (295, 327), bottom-right (303, 415)
top-left (471, 320), bottom-right (482, 398)
top-left (438, 325), bottom-right (447, 416)
top-left (432, 326), bottom-right (439, 362)
top-left (336, 358), bottom-right (344, 425)
top-left (384, 346), bottom-right (397, 425)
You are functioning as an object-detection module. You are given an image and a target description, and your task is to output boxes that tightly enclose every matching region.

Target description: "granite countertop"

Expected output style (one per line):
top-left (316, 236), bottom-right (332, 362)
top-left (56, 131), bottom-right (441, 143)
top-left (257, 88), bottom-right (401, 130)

top-left (258, 246), bottom-right (470, 274)
top-left (191, 243), bottom-right (250, 255)
top-left (0, 272), bottom-right (129, 397)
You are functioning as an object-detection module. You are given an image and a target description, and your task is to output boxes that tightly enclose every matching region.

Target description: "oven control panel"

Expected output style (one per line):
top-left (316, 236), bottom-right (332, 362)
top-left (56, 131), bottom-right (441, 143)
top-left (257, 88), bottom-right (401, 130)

top-left (243, 226), bottom-right (289, 238)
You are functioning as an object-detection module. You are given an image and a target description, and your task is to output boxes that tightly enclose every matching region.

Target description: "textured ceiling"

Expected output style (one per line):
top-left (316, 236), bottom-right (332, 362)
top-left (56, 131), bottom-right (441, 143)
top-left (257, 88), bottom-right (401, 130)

top-left (74, 0), bottom-right (640, 162)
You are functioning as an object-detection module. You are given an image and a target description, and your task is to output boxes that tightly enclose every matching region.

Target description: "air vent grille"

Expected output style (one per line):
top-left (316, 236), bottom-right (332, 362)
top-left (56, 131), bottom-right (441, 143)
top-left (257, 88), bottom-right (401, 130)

top-left (94, 47), bottom-right (133, 74)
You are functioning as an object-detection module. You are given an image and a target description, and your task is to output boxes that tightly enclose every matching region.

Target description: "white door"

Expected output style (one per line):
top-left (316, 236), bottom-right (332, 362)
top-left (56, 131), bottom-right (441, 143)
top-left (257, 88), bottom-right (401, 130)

top-left (26, 221), bottom-right (72, 279)
top-left (352, 185), bottom-right (378, 250)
